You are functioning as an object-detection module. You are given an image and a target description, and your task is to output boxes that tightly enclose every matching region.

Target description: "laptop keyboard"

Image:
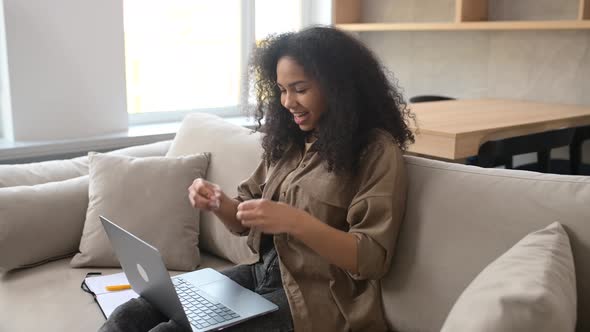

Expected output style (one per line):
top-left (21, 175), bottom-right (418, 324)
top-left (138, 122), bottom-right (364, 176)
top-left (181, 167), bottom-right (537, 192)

top-left (173, 277), bottom-right (241, 330)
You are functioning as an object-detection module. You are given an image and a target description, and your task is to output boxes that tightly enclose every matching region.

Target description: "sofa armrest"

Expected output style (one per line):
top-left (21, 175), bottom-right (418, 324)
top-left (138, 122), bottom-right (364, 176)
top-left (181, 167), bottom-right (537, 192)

top-left (0, 176), bottom-right (89, 272)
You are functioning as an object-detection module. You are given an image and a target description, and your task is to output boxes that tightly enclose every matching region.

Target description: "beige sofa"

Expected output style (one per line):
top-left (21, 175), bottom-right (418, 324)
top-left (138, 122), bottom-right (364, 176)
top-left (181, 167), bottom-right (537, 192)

top-left (1, 113), bottom-right (589, 331)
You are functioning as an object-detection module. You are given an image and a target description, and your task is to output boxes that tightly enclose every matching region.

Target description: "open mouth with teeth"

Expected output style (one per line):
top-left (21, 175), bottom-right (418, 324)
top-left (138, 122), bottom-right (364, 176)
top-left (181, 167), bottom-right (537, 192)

top-left (293, 112), bottom-right (310, 125)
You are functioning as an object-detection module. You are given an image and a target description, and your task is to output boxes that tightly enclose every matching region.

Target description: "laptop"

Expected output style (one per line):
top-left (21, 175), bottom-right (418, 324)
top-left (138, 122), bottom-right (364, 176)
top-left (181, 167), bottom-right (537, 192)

top-left (100, 216), bottom-right (278, 331)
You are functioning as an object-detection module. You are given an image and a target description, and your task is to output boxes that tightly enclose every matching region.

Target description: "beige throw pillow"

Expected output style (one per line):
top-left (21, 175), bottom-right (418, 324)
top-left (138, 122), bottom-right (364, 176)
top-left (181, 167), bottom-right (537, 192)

top-left (0, 176), bottom-right (89, 272)
top-left (70, 152), bottom-right (210, 271)
top-left (166, 113), bottom-right (262, 265)
top-left (441, 222), bottom-right (577, 332)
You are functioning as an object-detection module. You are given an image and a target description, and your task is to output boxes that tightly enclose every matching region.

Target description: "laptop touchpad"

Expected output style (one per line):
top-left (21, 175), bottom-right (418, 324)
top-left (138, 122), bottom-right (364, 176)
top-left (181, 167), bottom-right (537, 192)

top-left (180, 268), bottom-right (227, 287)
top-left (199, 279), bottom-right (263, 315)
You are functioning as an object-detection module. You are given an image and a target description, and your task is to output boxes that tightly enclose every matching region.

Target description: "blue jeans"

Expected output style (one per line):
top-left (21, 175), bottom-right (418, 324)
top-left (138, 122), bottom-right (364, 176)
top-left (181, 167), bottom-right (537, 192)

top-left (98, 247), bottom-right (293, 332)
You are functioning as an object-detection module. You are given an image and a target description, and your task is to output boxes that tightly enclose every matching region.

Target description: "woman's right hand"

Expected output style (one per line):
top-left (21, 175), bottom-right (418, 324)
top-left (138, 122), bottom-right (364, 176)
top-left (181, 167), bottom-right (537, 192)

top-left (188, 178), bottom-right (223, 211)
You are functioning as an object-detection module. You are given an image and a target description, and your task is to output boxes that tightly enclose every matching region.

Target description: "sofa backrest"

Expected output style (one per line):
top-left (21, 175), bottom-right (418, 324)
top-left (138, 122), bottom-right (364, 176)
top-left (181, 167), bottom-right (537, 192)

top-left (0, 140), bottom-right (172, 188)
top-left (382, 155), bottom-right (590, 332)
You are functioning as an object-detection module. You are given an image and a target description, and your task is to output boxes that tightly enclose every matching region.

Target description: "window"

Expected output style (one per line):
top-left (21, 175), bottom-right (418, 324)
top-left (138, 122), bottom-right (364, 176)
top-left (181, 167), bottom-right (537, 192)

top-left (255, 0), bottom-right (302, 41)
top-left (124, 0), bottom-right (304, 125)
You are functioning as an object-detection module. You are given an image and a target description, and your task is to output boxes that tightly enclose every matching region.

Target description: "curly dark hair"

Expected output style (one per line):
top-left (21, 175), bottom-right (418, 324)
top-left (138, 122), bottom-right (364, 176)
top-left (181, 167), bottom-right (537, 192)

top-left (248, 26), bottom-right (415, 174)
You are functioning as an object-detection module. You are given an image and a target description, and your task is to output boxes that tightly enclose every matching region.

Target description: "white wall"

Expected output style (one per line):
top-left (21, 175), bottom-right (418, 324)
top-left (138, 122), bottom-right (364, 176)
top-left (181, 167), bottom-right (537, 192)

top-left (2, 0), bottom-right (128, 141)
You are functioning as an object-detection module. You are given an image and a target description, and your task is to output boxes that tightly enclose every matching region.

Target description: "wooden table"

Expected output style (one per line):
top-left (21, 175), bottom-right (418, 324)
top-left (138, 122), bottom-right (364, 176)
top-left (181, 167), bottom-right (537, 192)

top-left (407, 99), bottom-right (590, 161)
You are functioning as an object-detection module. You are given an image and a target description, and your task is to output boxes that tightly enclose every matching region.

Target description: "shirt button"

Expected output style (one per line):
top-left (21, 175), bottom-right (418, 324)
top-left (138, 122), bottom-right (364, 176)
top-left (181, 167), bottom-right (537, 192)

top-left (301, 163), bottom-right (306, 168)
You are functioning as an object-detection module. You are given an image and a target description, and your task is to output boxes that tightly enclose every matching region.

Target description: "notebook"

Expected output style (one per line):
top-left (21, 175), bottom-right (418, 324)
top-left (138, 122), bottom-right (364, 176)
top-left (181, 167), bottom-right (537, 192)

top-left (82, 272), bottom-right (139, 318)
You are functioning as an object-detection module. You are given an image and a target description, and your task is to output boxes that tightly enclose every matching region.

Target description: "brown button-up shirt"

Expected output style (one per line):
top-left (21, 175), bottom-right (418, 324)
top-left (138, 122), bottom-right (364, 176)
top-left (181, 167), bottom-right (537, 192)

top-left (234, 129), bottom-right (408, 332)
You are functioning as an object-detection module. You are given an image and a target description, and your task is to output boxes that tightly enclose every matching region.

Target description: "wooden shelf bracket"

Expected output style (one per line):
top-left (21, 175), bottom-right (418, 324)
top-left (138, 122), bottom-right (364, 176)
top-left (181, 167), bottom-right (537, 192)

top-left (456, 0), bottom-right (488, 22)
top-left (332, 0), bottom-right (361, 24)
top-left (581, 0), bottom-right (590, 20)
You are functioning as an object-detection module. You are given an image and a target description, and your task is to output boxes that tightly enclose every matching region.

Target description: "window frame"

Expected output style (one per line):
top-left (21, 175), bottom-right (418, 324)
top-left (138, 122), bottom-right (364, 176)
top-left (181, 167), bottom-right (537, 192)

top-left (0, 0), bottom-right (10, 140)
top-left (128, 105), bottom-right (242, 125)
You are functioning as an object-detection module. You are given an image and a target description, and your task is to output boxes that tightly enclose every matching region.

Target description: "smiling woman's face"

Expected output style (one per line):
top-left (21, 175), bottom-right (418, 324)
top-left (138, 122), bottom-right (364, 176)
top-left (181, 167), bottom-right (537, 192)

top-left (276, 56), bottom-right (327, 132)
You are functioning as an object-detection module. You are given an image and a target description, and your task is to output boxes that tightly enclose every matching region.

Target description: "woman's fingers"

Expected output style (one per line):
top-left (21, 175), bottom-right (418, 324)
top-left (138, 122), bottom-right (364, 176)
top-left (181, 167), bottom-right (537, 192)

top-left (188, 189), bottom-right (196, 207)
top-left (239, 215), bottom-right (263, 229)
top-left (236, 200), bottom-right (268, 225)
top-left (188, 178), bottom-right (222, 210)
top-left (240, 218), bottom-right (258, 227)
top-left (204, 184), bottom-right (221, 210)
top-left (237, 199), bottom-right (266, 211)
top-left (236, 208), bottom-right (259, 221)
top-left (195, 181), bottom-right (213, 198)
top-left (209, 186), bottom-right (222, 209)
top-left (190, 190), bottom-right (212, 209)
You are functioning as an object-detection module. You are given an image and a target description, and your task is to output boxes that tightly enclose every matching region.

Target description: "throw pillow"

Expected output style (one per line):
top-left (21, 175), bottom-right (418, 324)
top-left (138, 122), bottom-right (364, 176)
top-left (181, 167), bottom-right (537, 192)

top-left (441, 222), bottom-right (577, 332)
top-left (166, 113), bottom-right (262, 265)
top-left (70, 152), bottom-right (210, 271)
top-left (0, 176), bottom-right (89, 272)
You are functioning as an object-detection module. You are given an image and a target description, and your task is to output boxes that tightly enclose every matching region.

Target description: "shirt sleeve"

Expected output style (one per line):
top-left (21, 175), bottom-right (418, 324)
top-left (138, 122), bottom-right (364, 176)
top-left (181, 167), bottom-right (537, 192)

top-left (346, 137), bottom-right (408, 280)
top-left (229, 160), bottom-right (268, 236)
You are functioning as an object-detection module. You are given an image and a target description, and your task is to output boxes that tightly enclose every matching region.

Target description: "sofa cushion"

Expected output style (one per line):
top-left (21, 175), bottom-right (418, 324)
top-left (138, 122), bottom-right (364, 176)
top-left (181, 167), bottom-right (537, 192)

top-left (441, 222), bottom-right (576, 332)
top-left (0, 141), bottom-right (174, 272)
top-left (0, 253), bottom-right (233, 332)
top-left (382, 156), bottom-right (590, 332)
top-left (166, 113), bottom-right (262, 265)
top-left (70, 152), bottom-right (209, 271)
top-left (0, 156), bottom-right (88, 188)
top-left (0, 176), bottom-right (88, 272)
top-left (0, 140), bottom-right (172, 188)
top-left (107, 140), bottom-right (172, 158)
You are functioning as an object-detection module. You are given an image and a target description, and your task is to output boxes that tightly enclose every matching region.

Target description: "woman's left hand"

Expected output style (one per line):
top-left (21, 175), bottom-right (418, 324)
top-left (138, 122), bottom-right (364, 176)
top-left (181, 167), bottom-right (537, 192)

top-left (236, 199), bottom-right (303, 234)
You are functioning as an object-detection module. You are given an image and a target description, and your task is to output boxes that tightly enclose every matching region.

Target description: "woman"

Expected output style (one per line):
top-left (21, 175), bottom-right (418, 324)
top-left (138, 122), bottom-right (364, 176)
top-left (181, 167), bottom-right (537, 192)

top-left (100, 26), bottom-right (414, 332)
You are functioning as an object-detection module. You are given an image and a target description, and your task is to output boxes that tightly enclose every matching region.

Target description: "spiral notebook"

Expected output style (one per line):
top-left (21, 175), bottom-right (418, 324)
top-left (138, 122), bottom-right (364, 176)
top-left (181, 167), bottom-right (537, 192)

top-left (82, 272), bottom-right (139, 318)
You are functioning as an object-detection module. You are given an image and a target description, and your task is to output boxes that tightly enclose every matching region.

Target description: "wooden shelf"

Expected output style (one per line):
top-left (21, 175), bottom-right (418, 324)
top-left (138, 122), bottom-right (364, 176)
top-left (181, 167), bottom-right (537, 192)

top-left (332, 0), bottom-right (590, 32)
top-left (336, 20), bottom-right (590, 32)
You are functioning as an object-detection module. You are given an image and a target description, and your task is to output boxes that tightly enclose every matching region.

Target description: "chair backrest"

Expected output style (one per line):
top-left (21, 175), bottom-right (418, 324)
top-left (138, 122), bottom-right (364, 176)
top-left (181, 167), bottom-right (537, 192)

top-left (569, 125), bottom-right (590, 174)
top-left (409, 95), bottom-right (455, 103)
top-left (573, 125), bottom-right (590, 143)
top-left (477, 128), bottom-right (576, 168)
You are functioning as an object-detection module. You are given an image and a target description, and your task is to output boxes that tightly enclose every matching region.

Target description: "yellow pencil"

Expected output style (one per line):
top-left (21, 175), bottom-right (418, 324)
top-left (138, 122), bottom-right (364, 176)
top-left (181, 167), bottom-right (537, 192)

top-left (105, 284), bottom-right (132, 291)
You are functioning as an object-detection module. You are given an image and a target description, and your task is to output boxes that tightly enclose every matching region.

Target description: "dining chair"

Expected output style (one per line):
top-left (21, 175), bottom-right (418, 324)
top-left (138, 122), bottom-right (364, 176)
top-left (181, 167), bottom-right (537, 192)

top-left (409, 95), bottom-right (455, 103)
top-left (569, 126), bottom-right (590, 174)
top-left (476, 128), bottom-right (577, 172)
top-left (516, 125), bottom-right (590, 175)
